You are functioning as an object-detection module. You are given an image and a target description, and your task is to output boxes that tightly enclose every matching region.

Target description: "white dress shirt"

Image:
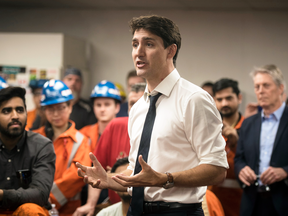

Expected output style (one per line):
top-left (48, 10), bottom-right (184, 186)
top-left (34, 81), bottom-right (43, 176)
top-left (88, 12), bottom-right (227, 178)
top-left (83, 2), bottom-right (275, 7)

top-left (127, 69), bottom-right (228, 203)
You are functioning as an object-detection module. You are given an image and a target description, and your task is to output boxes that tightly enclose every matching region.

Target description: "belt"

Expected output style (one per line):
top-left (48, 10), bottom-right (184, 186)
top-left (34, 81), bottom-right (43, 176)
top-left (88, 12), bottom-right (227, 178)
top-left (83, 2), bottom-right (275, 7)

top-left (218, 179), bottom-right (241, 189)
top-left (257, 185), bottom-right (270, 193)
top-left (143, 201), bottom-right (202, 213)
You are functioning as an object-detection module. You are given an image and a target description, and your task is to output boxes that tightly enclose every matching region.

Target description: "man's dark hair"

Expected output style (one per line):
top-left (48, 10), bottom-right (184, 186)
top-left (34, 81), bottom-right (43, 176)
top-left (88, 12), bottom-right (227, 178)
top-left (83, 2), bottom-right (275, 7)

top-left (201, 82), bottom-right (214, 88)
top-left (0, 87), bottom-right (26, 109)
top-left (129, 15), bottom-right (181, 66)
top-left (131, 83), bottom-right (146, 93)
top-left (111, 157), bottom-right (129, 173)
top-left (213, 78), bottom-right (240, 96)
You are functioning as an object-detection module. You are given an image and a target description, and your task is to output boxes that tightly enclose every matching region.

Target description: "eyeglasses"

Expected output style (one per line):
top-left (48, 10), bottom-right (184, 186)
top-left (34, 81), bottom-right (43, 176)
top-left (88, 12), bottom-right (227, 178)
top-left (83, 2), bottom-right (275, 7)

top-left (45, 105), bottom-right (68, 115)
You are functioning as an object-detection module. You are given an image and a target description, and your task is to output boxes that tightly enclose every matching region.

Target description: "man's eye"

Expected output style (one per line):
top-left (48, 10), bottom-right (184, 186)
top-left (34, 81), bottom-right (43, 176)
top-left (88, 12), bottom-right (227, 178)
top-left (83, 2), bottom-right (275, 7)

top-left (132, 43), bottom-right (138, 48)
top-left (16, 107), bottom-right (24, 113)
top-left (2, 108), bottom-right (11, 114)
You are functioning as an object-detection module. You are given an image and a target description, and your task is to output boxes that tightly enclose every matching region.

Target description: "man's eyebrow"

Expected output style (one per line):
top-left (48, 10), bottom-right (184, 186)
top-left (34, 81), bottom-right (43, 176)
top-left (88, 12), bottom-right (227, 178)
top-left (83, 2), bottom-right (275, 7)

top-left (132, 37), bottom-right (156, 42)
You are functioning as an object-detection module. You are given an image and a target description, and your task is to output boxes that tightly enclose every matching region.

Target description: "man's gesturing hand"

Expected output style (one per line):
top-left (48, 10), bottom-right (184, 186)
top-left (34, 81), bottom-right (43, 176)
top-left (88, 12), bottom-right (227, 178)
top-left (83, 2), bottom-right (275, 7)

top-left (76, 152), bottom-right (109, 189)
top-left (112, 155), bottom-right (166, 188)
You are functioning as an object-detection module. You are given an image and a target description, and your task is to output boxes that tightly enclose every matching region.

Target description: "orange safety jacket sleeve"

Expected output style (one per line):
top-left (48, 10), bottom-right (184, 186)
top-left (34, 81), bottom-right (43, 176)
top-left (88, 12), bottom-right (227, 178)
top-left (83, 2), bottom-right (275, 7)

top-left (80, 123), bottom-right (99, 153)
top-left (49, 132), bottom-right (91, 209)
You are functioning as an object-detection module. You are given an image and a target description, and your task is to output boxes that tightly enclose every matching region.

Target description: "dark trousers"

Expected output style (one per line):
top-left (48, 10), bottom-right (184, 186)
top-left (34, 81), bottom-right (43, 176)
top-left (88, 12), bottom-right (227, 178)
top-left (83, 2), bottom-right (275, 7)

top-left (127, 205), bottom-right (204, 216)
top-left (142, 207), bottom-right (204, 216)
top-left (252, 192), bottom-right (279, 216)
top-left (142, 206), bottom-right (204, 216)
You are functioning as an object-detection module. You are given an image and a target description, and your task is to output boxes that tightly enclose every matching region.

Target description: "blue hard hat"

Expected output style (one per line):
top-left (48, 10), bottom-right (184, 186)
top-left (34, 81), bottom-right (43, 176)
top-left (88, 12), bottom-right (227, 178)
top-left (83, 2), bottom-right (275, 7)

top-left (0, 77), bottom-right (8, 90)
top-left (41, 79), bottom-right (74, 106)
top-left (90, 80), bottom-right (121, 102)
top-left (29, 79), bottom-right (49, 89)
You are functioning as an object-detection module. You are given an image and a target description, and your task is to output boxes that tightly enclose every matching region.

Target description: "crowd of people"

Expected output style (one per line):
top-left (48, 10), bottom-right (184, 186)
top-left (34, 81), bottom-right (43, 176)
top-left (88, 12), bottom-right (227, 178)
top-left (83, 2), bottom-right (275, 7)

top-left (0, 14), bottom-right (288, 216)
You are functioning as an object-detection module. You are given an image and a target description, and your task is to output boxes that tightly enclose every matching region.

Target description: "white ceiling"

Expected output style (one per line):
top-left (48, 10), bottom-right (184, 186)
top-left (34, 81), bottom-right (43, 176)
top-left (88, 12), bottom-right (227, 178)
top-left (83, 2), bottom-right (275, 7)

top-left (0, 0), bottom-right (288, 10)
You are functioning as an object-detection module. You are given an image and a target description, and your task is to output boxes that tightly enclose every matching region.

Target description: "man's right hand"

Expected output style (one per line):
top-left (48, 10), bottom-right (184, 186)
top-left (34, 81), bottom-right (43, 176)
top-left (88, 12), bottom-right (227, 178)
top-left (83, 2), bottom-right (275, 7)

top-left (238, 166), bottom-right (257, 186)
top-left (76, 153), bottom-right (109, 189)
top-left (72, 204), bottom-right (95, 216)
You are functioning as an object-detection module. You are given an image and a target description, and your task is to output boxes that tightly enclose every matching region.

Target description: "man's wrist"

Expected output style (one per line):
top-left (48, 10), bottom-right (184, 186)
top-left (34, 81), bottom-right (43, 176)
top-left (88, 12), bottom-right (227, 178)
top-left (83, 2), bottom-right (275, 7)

top-left (157, 173), bottom-right (168, 187)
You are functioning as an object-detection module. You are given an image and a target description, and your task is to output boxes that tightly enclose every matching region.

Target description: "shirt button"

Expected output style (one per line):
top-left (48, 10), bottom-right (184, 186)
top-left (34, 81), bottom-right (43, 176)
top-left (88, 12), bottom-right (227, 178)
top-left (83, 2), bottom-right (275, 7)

top-left (17, 149), bottom-right (20, 152)
top-left (8, 159), bottom-right (11, 162)
top-left (7, 177), bottom-right (10, 180)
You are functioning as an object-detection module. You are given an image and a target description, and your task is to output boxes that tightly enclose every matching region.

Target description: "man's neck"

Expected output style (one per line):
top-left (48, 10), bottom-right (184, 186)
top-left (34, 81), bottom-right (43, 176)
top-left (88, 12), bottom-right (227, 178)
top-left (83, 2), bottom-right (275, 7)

top-left (98, 121), bottom-right (110, 134)
top-left (122, 200), bottom-right (130, 216)
top-left (223, 111), bottom-right (239, 127)
top-left (0, 134), bottom-right (23, 151)
top-left (52, 123), bottom-right (68, 141)
top-left (263, 102), bottom-right (283, 117)
top-left (146, 66), bottom-right (174, 92)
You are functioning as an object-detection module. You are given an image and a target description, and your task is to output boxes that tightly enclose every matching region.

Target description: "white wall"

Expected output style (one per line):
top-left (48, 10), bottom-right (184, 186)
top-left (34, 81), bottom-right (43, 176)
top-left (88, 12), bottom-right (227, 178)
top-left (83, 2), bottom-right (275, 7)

top-left (1, 9), bottom-right (288, 112)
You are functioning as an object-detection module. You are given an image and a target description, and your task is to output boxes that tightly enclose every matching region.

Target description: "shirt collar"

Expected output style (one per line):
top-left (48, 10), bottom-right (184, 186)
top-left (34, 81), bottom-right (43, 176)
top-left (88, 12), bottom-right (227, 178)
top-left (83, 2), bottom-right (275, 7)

top-left (143, 68), bottom-right (180, 101)
top-left (58, 120), bottom-right (78, 142)
top-left (261, 102), bottom-right (286, 121)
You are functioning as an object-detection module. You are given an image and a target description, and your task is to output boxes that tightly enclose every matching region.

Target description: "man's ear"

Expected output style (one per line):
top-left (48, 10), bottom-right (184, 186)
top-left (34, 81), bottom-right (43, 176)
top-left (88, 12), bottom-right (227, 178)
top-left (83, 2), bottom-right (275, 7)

top-left (238, 93), bottom-right (243, 104)
top-left (167, 44), bottom-right (177, 60)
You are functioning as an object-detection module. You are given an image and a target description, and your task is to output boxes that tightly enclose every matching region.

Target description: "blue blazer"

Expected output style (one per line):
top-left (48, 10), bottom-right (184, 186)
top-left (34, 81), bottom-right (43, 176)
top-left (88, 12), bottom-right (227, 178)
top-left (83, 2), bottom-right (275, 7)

top-left (234, 106), bottom-right (288, 216)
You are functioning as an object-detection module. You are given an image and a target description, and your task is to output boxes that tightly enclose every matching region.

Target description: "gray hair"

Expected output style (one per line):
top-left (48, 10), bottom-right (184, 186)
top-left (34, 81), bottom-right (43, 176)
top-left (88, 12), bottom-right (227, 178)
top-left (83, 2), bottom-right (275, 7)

top-left (130, 83), bottom-right (146, 93)
top-left (250, 64), bottom-right (286, 90)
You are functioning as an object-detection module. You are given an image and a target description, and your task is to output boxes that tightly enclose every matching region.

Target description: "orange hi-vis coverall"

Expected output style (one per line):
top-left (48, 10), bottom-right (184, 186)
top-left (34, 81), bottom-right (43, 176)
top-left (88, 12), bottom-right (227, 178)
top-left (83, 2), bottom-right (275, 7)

top-left (33, 121), bottom-right (90, 216)
top-left (26, 109), bottom-right (37, 130)
top-left (0, 203), bottom-right (49, 216)
top-left (80, 123), bottom-right (99, 153)
top-left (209, 114), bottom-right (244, 216)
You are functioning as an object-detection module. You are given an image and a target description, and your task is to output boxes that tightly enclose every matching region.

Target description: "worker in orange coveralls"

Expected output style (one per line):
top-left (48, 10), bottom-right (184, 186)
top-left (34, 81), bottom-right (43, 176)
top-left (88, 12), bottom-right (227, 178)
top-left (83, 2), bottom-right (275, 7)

top-left (209, 78), bottom-right (244, 216)
top-left (33, 79), bottom-right (90, 216)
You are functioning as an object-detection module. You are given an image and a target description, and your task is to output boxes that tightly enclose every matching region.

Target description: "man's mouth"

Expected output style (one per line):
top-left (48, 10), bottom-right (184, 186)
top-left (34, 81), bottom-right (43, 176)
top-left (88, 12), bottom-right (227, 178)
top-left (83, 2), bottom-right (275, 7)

top-left (136, 61), bottom-right (146, 68)
top-left (8, 122), bottom-right (22, 128)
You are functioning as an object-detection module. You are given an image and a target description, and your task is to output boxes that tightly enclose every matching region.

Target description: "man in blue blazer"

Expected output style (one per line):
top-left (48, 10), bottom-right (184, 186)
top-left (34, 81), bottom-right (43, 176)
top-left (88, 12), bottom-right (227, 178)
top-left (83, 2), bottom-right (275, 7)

top-left (234, 64), bottom-right (288, 216)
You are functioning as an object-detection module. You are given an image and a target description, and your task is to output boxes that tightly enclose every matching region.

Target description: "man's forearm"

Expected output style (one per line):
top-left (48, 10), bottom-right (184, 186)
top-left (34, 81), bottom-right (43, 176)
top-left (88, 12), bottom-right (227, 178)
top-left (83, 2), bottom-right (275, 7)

top-left (172, 164), bottom-right (227, 187)
top-left (1, 188), bottom-right (46, 210)
top-left (86, 185), bottom-right (101, 208)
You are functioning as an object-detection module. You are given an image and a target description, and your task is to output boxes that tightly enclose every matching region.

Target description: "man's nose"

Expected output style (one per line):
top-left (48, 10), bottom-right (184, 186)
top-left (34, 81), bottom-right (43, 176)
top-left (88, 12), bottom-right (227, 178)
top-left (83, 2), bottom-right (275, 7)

top-left (135, 44), bottom-right (145, 56)
top-left (11, 109), bottom-right (19, 119)
top-left (221, 99), bottom-right (229, 106)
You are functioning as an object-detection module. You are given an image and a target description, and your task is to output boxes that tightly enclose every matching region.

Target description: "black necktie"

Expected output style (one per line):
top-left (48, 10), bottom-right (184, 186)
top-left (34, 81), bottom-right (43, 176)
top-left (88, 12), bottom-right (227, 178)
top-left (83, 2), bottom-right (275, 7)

top-left (127, 93), bottom-right (162, 216)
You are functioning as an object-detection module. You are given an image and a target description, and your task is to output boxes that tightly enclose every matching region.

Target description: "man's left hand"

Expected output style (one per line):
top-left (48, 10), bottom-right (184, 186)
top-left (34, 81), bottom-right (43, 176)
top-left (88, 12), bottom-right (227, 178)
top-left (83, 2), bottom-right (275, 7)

top-left (260, 167), bottom-right (288, 185)
top-left (112, 155), bottom-right (166, 188)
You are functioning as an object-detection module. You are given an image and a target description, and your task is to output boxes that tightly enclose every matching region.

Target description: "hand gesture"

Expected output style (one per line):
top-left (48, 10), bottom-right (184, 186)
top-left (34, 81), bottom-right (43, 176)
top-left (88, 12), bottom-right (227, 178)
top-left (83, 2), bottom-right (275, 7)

top-left (239, 166), bottom-right (257, 186)
top-left (76, 152), bottom-right (109, 189)
top-left (244, 102), bottom-right (259, 118)
top-left (222, 121), bottom-right (239, 149)
top-left (260, 167), bottom-right (288, 185)
top-left (112, 155), bottom-right (165, 188)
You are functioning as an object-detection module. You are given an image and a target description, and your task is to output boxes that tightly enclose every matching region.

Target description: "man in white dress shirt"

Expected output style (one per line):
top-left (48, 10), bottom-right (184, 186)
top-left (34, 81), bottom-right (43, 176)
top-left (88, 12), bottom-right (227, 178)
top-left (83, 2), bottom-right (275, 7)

top-left (76, 15), bottom-right (228, 216)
